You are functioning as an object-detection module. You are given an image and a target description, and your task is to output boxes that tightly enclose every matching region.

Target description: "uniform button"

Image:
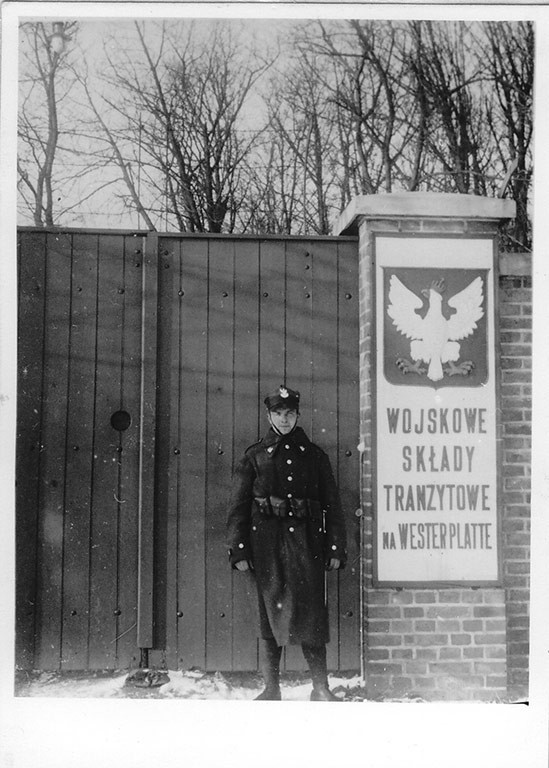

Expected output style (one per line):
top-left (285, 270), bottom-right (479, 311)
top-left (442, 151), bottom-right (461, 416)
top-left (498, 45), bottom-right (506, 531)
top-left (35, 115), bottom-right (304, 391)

top-left (287, 476), bottom-right (293, 481)
top-left (287, 493), bottom-right (293, 498)
top-left (238, 543), bottom-right (245, 549)
top-left (285, 444), bottom-right (290, 449)
top-left (319, 528), bottom-right (323, 533)
top-left (286, 459), bottom-right (292, 465)
top-left (331, 545), bottom-right (337, 551)
top-left (288, 511), bottom-right (293, 516)
top-left (289, 527), bottom-right (295, 533)
top-left (252, 526), bottom-right (257, 531)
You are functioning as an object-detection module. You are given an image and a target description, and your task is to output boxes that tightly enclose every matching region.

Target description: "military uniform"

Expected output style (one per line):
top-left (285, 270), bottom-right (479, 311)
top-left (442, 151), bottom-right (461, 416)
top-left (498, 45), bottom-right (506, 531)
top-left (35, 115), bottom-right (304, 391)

top-left (227, 386), bottom-right (347, 700)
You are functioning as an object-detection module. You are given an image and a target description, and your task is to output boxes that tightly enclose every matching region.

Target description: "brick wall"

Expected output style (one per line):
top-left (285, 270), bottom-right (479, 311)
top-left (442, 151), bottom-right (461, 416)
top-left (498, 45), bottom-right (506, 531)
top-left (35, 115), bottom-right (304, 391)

top-left (357, 217), bottom-right (531, 702)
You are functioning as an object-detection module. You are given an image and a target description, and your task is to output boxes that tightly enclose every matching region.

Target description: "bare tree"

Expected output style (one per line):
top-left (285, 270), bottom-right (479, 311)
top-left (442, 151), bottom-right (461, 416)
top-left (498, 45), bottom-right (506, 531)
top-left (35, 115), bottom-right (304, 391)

top-left (18, 21), bottom-right (79, 225)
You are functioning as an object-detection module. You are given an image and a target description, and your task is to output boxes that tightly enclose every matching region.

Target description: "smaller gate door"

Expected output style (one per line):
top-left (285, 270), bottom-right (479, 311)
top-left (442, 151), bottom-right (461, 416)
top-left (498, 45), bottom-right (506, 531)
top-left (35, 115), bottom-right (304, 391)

top-left (148, 233), bottom-right (360, 673)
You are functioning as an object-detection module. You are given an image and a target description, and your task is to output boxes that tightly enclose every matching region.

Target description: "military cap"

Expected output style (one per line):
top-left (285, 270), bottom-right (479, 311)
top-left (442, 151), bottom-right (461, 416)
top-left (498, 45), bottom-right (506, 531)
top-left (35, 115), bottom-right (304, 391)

top-left (264, 385), bottom-right (300, 411)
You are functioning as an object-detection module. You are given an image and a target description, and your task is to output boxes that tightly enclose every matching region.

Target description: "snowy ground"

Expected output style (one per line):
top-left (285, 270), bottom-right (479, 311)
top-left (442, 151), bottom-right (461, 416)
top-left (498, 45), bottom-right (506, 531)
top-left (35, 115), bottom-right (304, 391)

top-left (15, 668), bottom-right (373, 701)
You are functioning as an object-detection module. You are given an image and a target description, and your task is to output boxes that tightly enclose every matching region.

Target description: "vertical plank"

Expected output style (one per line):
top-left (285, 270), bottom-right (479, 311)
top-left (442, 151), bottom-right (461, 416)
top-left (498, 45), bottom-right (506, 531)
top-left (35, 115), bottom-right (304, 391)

top-left (116, 234), bottom-right (145, 666)
top-left (154, 235), bottom-right (183, 669)
top-left (60, 234), bottom-right (98, 670)
top-left (336, 241), bottom-right (361, 670)
top-left (137, 233), bottom-right (158, 653)
top-left (284, 239), bottom-right (314, 672)
top-left (88, 234), bottom-right (124, 669)
top-left (34, 232), bottom-right (72, 670)
top-left (310, 241), bottom-right (340, 672)
top-left (148, 236), bottom-right (172, 665)
top-left (258, 240), bottom-right (286, 402)
top-left (16, 230), bottom-right (47, 669)
top-left (176, 237), bottom-right (209, 669)
top-left (231, 239), bottom-right (261, 671)
top-left (205, 239), bottom-right (235, 670)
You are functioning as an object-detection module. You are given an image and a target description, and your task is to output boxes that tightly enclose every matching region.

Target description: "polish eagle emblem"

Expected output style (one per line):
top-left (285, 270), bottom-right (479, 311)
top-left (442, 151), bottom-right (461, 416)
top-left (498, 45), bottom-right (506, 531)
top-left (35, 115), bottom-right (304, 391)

top-left (387, 275), bottom-right (484, 382)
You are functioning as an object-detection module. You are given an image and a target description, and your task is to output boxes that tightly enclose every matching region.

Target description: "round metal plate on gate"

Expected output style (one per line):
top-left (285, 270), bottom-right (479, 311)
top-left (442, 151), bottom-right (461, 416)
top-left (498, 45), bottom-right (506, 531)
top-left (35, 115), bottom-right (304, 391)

top-left (110, 410), bottom-right (131, 431)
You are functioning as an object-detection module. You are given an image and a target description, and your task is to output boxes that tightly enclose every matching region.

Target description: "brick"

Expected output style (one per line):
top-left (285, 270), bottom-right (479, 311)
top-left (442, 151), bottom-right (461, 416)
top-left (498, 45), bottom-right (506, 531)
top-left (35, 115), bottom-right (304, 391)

top-left (388, 591), bottom-right (414, 605)
top-left (368, 663), bottom-right (404, 676)
top-left (391, 648), bottom-right (414, 660)
top-left (413, 592), bottom-right (437, 604)
top-left (416, 649), bottom-right (438, 661)
top-left (436, 620), bottom-right (462, 633)
top-left (463, 647), bottom-right (484, 659)
top-left (462, 620), bottom-right (483, 633)
top-left (403, 661), bottom-right (428, 675)
top-left (485, 676), bottom-right (507, 688)
top-left (367, 648), bottom-right (390, 661)
top-left (473, 606), bottom-right (505, 618)
top-left (367, 620), bottom-right (391, 634)
top-left (407, 634), bottom-right (449, 646)
top-left (473, 633), bottom-right (506, 645)
top-left (474, 661), bottom-right (506, 675)
top-left (439, 647), bottom-right (462, 660)
top-left (429, 662), bottom-right (473, 675)
top-left (425, 606), bottom-right (472, 620)
top-left (485, 620), bottom-right (507, 632)
top-left (451, 634), bottom-right (472, 645)
top-left (415, 620), bottom-right (437, 632)
top-left (414, 677), bottom-right (437, 689)
top-left (368, 606), bottom-right (401, 619)
top-left (368, 635), bottom-right (403, 648)
top-left (390, 619), bottom-right (417, 634)
top-left (367, 591), bottom-right (392, 605)
top-left (403, 607), bottom-right (425, 619)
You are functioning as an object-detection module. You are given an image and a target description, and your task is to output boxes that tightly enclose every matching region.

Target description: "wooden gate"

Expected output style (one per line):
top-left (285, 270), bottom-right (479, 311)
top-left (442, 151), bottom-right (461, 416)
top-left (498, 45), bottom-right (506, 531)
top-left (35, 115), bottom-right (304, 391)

top-left (16, 229), bottom-right (360, 673)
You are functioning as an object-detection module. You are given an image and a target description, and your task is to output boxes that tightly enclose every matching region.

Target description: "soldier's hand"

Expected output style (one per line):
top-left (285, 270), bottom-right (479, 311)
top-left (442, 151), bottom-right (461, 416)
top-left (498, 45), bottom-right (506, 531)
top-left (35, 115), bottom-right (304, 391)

top-left (327, 558), bottom-right (341, 571)
top-left (235, 560), bottom-right (250, 571)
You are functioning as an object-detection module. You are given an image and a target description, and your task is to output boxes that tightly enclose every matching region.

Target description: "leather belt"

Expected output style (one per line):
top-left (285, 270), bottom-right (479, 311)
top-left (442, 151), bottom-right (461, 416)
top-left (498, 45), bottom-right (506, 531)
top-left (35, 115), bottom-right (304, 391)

top-left (254, 496), bottom-right (322, 519)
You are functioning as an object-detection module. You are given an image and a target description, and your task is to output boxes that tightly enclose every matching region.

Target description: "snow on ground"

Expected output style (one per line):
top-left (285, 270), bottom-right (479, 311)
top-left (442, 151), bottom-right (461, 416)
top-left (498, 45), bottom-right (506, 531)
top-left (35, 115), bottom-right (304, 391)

top-left (15, 669), bottom-right (369, 701)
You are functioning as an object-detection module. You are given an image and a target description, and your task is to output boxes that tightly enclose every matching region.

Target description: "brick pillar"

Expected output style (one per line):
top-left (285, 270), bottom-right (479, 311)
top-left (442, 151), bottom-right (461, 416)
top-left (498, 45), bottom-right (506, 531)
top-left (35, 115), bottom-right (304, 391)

top-left (336, 193), bottom-right (520, 701)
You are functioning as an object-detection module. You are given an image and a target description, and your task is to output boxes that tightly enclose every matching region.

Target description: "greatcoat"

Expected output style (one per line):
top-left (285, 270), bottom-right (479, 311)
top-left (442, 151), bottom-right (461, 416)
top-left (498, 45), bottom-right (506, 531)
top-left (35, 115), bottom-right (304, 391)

top-left (226, 426), bottom-right (347, 647)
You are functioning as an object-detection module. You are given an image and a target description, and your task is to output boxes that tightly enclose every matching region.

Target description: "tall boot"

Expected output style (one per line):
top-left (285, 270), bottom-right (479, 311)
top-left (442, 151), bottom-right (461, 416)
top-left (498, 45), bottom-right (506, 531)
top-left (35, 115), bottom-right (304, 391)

top-left (255, 638), bottom-right (282, 700)
top-left (301, 643), bottom-right (341, 702)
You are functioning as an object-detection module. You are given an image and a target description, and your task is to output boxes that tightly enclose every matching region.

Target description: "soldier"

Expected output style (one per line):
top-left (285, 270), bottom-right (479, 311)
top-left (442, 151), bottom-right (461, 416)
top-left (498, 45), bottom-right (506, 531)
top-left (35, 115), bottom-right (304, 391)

top-left (227, 385), bottom-right (346, 701)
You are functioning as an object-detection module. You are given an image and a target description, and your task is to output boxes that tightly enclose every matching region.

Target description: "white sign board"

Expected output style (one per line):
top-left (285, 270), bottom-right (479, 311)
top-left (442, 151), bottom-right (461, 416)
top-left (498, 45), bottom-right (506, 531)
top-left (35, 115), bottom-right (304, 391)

top-left (374, 235), bottom-right (500, 585)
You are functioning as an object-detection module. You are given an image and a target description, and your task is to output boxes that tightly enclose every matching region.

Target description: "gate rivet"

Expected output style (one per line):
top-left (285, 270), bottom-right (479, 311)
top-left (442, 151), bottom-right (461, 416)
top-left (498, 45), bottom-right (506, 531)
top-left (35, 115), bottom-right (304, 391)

top-left (73, 445), bottom-right (79, 451)
top-left (346, 610), bottom-right (354, 618)
top-left (117, 446), bottom-right (123, 453)
top-left (118, 288), bottom-right (125, 294)
top-left (71, 610), bottom-right (77, 616)
top-left (220, 612), bottom-right (225, 618)
top-left (177, 611), bottom-right (184, 618)
top-left (345, 293), bottom-right (352, 299)
top-left (222, 291), bottom-right (228, 297)
top-left (263, 292), bottom-right (269, 298)
top-left (135, 262), bottom-right (141, 268)
top-left (113, 609), bottom-right (121, 616)
top-left (345, 450), bottom-right (352, 457)
top-left (305, 293), bottom-right (311, 299)
top-left (174, 448), bottom-right (180, 455)
top-left (178, 290), bottom-right (184, 296)
top-left (305, 265), bottom-right (310, 270)
top-left (134, 249), bottom-right (142, 255)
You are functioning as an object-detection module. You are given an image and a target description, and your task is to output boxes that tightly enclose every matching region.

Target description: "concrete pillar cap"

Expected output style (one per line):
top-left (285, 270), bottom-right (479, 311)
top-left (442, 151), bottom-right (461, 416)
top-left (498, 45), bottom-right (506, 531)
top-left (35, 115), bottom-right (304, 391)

top-left (334, 192), bottom-right (516, 235)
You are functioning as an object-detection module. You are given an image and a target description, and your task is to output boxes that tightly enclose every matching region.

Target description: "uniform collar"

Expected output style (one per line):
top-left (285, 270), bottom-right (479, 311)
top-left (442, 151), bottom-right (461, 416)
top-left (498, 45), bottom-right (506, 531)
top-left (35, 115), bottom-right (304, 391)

top-left (262, 426), bottom-right (310, 455)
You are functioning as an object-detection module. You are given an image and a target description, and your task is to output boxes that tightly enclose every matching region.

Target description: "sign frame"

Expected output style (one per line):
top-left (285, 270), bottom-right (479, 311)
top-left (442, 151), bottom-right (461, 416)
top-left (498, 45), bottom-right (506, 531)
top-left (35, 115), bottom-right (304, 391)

top-left (371, 231), bottom-right (503, 589)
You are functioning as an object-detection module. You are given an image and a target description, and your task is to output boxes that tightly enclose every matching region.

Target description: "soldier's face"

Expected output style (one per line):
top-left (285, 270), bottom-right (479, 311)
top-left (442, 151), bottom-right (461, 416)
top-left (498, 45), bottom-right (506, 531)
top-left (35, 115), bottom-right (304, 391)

top-left (268, 407), bottom-right (298, 434)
